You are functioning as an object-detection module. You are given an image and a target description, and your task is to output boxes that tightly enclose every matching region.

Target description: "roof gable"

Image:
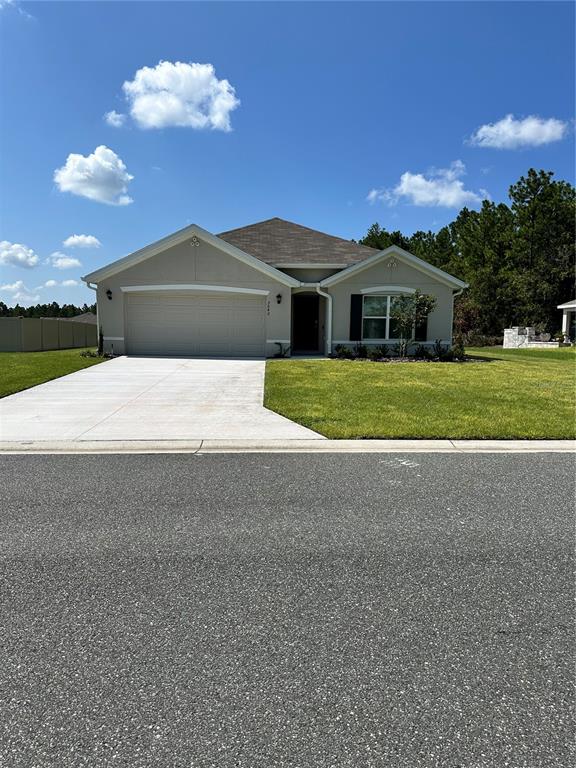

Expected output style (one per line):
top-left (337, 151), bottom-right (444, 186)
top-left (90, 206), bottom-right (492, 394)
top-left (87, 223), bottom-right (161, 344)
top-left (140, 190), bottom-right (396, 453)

top-left (82, 224), bottom-right (300, 287)
top-left (320, 245), bottom-right (468, 290)
top-left (218, 217), bottom-right (378, 266)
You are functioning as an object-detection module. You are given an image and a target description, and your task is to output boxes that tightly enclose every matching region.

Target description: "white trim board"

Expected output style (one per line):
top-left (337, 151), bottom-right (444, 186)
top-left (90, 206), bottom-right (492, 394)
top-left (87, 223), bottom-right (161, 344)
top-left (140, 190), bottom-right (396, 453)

top-left (320, 246), bottom-right (468, 290)
top-left (120, 284), bottom-right (270, 296)
top-left (82, 223), bottom-right (300, 288)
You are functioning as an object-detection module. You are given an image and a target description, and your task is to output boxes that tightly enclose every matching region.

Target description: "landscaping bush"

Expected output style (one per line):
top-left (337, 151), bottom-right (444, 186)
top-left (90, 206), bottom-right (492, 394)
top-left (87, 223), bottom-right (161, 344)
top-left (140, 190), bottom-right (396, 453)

top-left (274, 342), bottom-right (291, 358)
top-left (413, 344), bottom-right (433, 360)
top-left (353, 343), bottom-right (368, 359)
top-left (80, 349), bottom-right (113, 359)
top-left (463, 332), bottom-right (503, 347)
top-left (334, 344), bottom-right (353, 359)
top-left (451, 334), bottom-right (466, 361)
top-left (368, 345), bottom-right (386, 361)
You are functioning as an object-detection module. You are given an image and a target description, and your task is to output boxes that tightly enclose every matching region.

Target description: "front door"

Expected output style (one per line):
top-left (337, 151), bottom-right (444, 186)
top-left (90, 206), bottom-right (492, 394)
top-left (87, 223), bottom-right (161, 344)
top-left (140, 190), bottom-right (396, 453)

top-left (292, 294), bottom-right (320, 353)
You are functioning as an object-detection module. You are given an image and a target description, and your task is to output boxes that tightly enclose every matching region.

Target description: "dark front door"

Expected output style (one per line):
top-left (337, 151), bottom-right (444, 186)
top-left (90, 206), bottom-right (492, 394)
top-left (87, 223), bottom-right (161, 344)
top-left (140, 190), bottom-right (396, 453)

top-left (292, 294), bottom-right (320, 352)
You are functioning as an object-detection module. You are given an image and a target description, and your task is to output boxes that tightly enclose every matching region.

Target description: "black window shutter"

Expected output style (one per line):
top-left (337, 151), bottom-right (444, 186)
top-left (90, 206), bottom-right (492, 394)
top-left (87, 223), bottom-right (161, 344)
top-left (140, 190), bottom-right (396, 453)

top-left (350, 295), bottom-right (363, 341)
top-left (415, 316), bottom-right (428, 342)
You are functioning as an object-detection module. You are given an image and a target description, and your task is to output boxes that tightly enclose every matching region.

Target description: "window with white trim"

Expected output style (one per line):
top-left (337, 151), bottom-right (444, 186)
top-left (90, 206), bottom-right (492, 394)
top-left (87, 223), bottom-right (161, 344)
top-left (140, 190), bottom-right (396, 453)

top-left (362, 295), bottom-right (402, 340)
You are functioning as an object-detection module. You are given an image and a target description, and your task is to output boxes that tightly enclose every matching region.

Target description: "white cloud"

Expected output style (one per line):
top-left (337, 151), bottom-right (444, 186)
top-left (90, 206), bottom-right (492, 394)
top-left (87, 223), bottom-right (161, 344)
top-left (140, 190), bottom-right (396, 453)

top-left (469, 114), bottom-right (568, 149)
top-left (367, 188), bottom-right (391, 205)
top-left (47, 252), bottom-right (82, 270)
top-left (121, 61), bottom-right (240, 131)
top-left (63, 234), bottom-right (101, 249)
top-left (367, 160), bottom-right (488, 208)
top-left (0, 280), bottom-right (39, 304)
top-left (0, 1), bottom-right (33, 19)
top-left (104, 110), bottom-right (126, 128)
top-left (0, 240), bottom-right (39, 268)
top-left (54, 145), bottom-right (134, 205)
top-left (37, 279), bottom-right (79, 289)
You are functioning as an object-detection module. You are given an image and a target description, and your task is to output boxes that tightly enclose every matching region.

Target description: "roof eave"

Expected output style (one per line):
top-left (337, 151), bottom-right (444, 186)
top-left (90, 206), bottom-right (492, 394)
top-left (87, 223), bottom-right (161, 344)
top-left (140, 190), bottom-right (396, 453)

top-left (273, 262), bottom-right (350, 269)
top-left (319, 245), bottom-right (468, 290)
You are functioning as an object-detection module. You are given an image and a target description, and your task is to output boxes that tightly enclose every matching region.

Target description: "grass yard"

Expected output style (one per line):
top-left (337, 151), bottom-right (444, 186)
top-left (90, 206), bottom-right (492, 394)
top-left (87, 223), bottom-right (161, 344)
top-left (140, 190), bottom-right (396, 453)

top-left (0, 348), bottom-right (105, 398)
top-left (265, 346), bottom-right (576, 439)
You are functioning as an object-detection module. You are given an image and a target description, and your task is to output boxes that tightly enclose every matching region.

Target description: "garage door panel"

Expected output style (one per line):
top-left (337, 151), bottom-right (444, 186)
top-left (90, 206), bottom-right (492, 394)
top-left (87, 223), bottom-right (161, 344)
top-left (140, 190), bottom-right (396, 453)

top-left (125, 292), bottom-right (266, 357)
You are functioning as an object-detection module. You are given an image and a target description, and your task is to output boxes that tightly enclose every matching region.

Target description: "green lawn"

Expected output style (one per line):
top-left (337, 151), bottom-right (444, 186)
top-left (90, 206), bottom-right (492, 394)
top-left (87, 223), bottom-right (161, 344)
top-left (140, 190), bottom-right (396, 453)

top-left (265, 346), bottom-right (576, 439)
top-left (0, 348), bottom-right (106, 398)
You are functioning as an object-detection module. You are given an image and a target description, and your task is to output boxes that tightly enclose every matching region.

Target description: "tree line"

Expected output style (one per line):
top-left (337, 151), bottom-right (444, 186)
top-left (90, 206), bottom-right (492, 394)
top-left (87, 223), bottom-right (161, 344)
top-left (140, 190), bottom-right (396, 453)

top-left (0, 301), bottom-right (96, 318)
top-left (359, 169), bottom-right (575, 338)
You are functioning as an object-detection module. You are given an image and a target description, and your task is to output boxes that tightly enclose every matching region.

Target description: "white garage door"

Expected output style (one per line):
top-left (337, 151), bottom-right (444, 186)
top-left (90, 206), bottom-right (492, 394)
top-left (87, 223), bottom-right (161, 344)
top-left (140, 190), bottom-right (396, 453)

top-left (125, 292), bottom-right (266, 357)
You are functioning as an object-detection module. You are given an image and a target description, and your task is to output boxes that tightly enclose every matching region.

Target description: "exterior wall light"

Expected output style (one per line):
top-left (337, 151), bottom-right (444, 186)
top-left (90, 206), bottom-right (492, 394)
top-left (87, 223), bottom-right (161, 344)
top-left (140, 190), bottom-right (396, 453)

top-left (106, 289), bottom-right (112, 300)
top-left (276, 293), bottom-right (282, 304)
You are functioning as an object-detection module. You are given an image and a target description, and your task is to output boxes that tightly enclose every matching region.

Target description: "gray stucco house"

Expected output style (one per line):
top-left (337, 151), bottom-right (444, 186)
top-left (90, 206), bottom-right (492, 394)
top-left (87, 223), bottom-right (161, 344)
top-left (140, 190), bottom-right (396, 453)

top-left (83, 218), bottom-right (467, 357)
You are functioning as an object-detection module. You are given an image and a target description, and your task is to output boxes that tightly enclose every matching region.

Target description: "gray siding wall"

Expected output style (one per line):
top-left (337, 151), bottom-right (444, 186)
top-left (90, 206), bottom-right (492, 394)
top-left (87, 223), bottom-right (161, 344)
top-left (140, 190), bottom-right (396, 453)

top-left (280, 267), bottom-right (341, 282)
top-left (327, 259), bottom-right (456, 348)
top-left (97, 238), bottom-right (292, 356)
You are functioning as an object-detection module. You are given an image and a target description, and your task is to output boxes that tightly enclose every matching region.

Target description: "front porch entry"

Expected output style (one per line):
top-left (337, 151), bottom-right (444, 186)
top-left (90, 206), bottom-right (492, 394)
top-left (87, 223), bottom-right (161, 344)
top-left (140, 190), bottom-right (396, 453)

top-left (292, 293), bottom-right (323, 354)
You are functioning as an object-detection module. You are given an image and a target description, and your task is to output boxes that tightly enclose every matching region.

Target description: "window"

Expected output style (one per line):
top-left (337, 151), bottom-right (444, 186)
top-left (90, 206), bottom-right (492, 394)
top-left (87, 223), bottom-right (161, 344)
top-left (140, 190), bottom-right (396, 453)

top-left (362, 295), bottom-right (403, 340)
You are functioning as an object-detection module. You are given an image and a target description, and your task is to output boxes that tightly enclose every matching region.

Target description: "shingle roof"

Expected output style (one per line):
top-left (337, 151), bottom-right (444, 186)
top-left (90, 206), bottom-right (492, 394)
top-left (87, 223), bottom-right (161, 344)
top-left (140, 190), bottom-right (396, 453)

top-left (60, 312), bottom-right (97, 324)
top-left (217, 217), bottom-right (377, 266)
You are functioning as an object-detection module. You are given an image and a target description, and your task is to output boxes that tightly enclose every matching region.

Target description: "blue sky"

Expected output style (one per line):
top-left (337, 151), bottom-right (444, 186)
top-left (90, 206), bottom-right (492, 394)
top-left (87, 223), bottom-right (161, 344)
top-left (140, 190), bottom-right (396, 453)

top-left (1, 0), bottom-right (574, 307)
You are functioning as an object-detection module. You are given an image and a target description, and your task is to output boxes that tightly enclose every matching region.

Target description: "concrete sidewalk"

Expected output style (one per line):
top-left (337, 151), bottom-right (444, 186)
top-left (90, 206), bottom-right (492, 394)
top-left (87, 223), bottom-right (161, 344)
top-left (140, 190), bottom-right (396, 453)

top-left (0, 439), bottom-right (573, 454)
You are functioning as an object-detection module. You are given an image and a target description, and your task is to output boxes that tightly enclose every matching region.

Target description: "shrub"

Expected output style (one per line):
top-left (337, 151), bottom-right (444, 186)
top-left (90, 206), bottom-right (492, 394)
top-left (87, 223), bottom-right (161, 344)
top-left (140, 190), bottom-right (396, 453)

top-left (353, 343), bottom-right (368, 359)
top-left (80, 349), bottom-right (113, 359)
top-left (431, 339), bottom-right (447, 359)
top-left (451, 334), bottom-right (466, 361)
top-left (368, 345), bottom-right (387, 360)
top-left (334, 344), bottom-right (353, 359)
top-left (413, 344), bottom-right (432, 360)
top-left (274, 342), bottom-right (291, 358)
top-left (463, 332), bottom-right (503, 346)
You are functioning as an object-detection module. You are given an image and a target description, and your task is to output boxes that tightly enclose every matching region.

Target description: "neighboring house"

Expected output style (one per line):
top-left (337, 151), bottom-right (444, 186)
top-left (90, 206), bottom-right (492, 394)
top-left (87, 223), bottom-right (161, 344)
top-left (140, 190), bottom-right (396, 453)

top-left (60, 312), bottom-right (98, 325)
top-left (82, 218), bottom-right (467, 357)
top-left (558, 300), bottom-right (576, 341)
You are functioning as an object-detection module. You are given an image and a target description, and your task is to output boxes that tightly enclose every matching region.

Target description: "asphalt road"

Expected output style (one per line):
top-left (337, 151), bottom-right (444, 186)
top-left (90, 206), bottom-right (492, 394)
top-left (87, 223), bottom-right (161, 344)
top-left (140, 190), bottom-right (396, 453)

top-left (1, 453), bottom-right (574, 768)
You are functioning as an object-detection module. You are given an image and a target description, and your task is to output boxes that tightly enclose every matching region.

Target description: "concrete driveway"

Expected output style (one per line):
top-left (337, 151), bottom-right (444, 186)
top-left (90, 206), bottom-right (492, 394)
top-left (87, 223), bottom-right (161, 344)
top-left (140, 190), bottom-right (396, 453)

top-left (0, 356), bottom-right (322, 442)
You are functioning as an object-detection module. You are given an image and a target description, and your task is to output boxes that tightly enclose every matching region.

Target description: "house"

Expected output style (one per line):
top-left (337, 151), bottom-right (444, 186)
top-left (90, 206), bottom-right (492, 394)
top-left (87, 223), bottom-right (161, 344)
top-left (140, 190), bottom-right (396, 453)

top-left (558, 299), bottom-right (576, 341)
top-left (60, 312), bottom-right (98, 325)
top-left (82, 218), bottom-right (467, 357)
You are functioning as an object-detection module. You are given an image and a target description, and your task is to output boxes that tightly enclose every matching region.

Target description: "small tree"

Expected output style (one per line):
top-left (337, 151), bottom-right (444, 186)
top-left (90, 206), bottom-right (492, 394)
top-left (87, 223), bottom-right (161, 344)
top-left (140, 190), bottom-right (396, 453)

top-left (390, 290), bottom-right (437, 357)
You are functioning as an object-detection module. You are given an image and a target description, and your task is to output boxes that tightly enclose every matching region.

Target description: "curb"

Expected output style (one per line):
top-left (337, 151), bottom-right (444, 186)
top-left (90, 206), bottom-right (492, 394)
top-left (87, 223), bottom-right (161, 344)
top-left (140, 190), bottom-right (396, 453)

top-left (0, 439), bottom-right (574, 454)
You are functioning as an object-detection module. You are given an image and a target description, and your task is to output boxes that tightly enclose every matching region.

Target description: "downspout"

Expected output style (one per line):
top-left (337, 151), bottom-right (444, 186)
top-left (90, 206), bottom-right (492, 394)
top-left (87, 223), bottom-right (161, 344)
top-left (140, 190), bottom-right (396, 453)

top-left (315, 286), bottom-right (333, 356)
